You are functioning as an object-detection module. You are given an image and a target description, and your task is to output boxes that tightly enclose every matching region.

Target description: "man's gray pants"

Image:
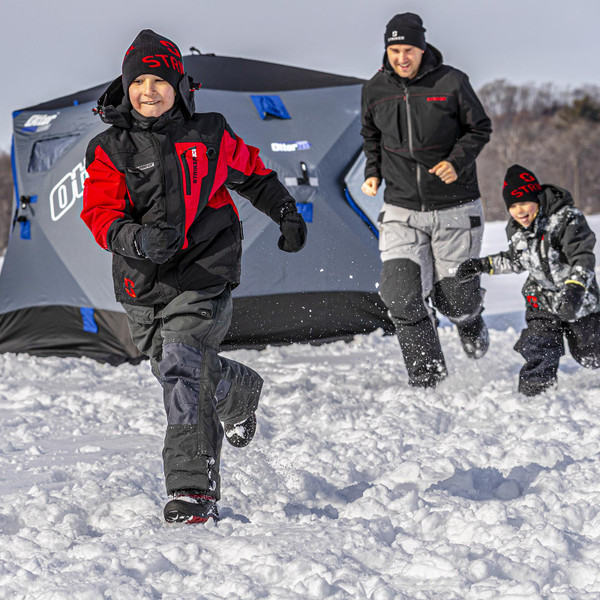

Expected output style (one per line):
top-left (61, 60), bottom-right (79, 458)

top-left (123, 287), bottom-right (263, 499)
top-left (378, 200), bottom-right (485, 382)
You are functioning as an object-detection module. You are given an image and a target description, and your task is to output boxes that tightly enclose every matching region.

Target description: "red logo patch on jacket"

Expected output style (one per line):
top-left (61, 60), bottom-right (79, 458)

top-left (124, 278), bottom-right (136, 298)
top-left (427, 97), bottom-right (447, 102)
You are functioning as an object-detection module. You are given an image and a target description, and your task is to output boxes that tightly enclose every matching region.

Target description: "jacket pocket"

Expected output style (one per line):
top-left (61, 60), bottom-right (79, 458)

top-left (112, 253), bottom-right (159, 304)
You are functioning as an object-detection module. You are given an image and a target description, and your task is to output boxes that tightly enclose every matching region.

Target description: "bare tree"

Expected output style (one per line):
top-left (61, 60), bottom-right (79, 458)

top-left (0, 152), bottom-right (14, 255)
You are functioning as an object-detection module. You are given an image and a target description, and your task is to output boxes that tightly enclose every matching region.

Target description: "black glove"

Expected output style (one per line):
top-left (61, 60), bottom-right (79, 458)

top-left (456, 257), bottom-right (491, 282)
top-left (134, 223), bottom-right (181, 264)
top-left (557, 282), bottom-right (585, 321)
top-left (278, 209), bottom-right (307, 253)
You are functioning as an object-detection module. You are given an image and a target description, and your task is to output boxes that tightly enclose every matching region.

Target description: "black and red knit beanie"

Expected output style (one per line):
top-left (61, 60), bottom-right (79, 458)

top-left (385, 13), bottom-right (427, 50)
top-left (122, 29), bottom-right (184, 93)
top-left (502, 164), bottom-right (542, 208)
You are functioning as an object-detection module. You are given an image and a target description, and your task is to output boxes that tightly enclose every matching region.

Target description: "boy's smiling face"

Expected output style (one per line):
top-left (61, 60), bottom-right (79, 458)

top-left (509, 201), bottom-right (539, 229)
top-left (129, 74), bottom-right (176, 118)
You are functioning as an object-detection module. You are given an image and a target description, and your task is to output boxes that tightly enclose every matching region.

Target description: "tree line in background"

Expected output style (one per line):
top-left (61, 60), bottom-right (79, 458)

top-left (1, 80), bottom-right (600, 253)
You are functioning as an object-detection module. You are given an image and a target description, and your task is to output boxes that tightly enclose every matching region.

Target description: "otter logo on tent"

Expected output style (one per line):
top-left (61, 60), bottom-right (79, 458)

top-left (22, 113), bottom-right (59, 133)
top-left (49, 161), bottom-right (88, 221)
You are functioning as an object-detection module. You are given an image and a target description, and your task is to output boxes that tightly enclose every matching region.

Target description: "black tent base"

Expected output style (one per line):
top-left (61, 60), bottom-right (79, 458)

top-left (0, 305), bottom-right (144, 365)
top-left (0, 292), bottom-right (393, 365)
top-left (227, 291), bottom-right (393, 349)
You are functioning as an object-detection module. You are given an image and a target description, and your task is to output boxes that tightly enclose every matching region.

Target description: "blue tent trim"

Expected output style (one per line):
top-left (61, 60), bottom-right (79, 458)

top-left (344, 188), bottom-right (378, 237)
top-left (80, 307), bottom-right (99, 334)
top-left (296, 202), bottom-right (313, 223)
top-left (10, 136), bottom-right (20, 209)
top-left (19, 220), bottom-right (31, 240)
top-left (251, 95), bottom-right (291, 120)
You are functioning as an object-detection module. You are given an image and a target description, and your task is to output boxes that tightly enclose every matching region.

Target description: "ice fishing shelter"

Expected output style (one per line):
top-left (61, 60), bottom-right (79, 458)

top-left (0, 54), bottom-right (391, 364)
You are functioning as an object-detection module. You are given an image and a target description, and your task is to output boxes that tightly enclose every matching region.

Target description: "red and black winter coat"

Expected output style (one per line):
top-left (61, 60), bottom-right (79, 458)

top-left (361, 45), bottom-right (492, 211)
top-left (82, 76), bottom-right (294, 306)
top-left (487, 185), bottom-right (600, 319)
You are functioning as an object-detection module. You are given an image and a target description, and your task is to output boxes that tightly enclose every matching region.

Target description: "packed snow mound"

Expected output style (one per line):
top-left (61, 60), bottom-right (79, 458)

top-left (1, 323), bottom-right (600, 598)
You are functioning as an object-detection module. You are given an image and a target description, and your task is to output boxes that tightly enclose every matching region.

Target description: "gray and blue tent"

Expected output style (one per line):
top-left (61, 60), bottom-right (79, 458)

top-left (0, 53), bottom-right (390, 364)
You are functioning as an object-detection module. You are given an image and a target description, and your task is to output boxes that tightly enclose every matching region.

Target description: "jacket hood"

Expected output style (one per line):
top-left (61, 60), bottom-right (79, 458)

top-left (382, 43), bottom-right (443, 83)
top-left (539, 184), bottom-right (575, 216)
top-left (93, 74), bottom-right (199, 127)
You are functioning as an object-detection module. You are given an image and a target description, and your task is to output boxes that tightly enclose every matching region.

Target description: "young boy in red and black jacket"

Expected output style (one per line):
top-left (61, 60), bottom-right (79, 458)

top-left (457, 165), bottom-right (600, 396)
top-left (81, 29), bottom-right (307, 523)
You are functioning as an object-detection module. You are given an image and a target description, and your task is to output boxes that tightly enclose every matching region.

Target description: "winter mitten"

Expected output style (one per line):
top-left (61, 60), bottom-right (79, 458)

top-left (455, 257), bottom-right (491, 282)
top-left (557, 281), bottom-right (586, 321)
top-left (277, 205), bottom-right (307, 253)
top-left (134, 223), bottom-right (181, 264)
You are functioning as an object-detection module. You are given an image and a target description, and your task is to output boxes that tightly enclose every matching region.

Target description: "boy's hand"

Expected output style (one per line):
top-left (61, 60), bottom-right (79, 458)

top-left (135, 223), bottom-right (181, 264)
top-left (456, 257), bottom-right (491, 281)
top-left (361, 177), bottom-right (380, 196)
top-left (278, 212), bottom-right (307, 253)
top-left (429, 161), bottom-right (457, 184)
top-left (277, 205), bottom-right (307, 253)
top-left (557, 282), bottom-right (585, 321)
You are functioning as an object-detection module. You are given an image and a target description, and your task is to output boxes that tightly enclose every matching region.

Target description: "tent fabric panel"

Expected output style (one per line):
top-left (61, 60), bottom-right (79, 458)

top-left (18, 56), bottom-right (365, 112)
top-left (0, 306), bottom-right (143, 365)
top-left (343, 151), bottom-right (385, 230)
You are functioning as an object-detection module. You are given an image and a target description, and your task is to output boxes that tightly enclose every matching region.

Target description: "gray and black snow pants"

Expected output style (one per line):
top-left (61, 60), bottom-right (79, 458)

top-left (378, 200), bottom-right (485, 385)
top-left (122, 286), bottom-right (263, 499)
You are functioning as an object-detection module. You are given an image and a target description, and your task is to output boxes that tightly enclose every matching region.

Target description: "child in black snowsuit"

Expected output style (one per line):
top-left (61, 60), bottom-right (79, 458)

top-left (81, 30), bottom-right (307, 523)
top-left (457, 164), bottom-right (600, 396)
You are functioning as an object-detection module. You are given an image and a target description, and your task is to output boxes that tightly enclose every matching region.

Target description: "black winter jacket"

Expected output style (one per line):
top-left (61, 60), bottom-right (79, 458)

top-left (488, 185), bottom-right (599, 319)
top-left (81, 75), bottom-right (294, 306)
top-left (361, 45), bottom-right (492, 211)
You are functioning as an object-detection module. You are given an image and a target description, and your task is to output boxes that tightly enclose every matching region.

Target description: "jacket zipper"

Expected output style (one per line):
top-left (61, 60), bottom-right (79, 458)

top-left (179, 149), bottom-right (192, 196)
top-left (402, 82), bottom-right (425, 211)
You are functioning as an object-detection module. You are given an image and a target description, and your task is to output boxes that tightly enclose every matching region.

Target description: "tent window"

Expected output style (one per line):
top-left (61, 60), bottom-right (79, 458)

top-left (28, 135), bottom-right (79, 172)
top-left (251, 95), bottom-right (291, 120)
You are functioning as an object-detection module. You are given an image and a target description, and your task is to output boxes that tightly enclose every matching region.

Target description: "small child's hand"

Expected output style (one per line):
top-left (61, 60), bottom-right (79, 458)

top-left (556, 281), bottom-right (586, 321)
top-left (456, 257), bottom-right (491, 281)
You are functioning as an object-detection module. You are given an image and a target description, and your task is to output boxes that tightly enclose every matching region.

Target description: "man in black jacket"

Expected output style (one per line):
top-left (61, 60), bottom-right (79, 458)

top-left (361, 13), bottom-right (492, 388)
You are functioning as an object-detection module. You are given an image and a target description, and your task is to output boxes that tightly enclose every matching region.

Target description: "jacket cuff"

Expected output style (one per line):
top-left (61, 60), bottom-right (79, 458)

top-left (270, 201), bottom-right (297, 225)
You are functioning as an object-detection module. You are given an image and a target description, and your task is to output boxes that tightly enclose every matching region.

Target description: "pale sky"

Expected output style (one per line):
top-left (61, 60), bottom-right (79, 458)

top-left (1, 0), bottom-right (599, 151)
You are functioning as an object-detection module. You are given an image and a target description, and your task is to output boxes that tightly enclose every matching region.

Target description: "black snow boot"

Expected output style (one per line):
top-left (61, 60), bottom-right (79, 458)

top-left (457, 316), bottom-right (489, 359)
top-left (224, 413), bottom-right (257, 447)
top-left (397, 317), bottom-right (448, 388)
top-left (164, 491), bottom-right (220, 524)
top-left (518, 378), bottom-right (557, 397)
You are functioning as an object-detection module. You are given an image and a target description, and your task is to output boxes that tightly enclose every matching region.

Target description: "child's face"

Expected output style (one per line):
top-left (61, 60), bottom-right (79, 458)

top-left (128, 74), bottom-right (176, 118)
top-left (509, 201), bottom-right (539, 229)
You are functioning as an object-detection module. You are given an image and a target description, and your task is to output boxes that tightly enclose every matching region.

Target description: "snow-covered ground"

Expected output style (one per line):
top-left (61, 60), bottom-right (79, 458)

top-left (1, 217), bottom-right (600, 599)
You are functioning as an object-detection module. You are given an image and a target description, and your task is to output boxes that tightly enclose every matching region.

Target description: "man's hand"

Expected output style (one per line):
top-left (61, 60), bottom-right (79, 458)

top-left (361, 177), bottom-right (380, 196)
top-left (429, 161), bottom-right (458, 184)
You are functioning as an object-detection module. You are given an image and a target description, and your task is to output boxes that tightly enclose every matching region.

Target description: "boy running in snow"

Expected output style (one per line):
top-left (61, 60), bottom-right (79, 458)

top-left (81, 29), bottom-right (307, 523)
top-left (456, 164), bottom-right (600, 396)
